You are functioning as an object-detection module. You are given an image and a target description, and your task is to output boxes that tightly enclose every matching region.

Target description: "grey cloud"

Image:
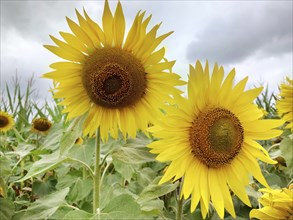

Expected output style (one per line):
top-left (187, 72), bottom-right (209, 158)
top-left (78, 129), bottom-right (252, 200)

top-left (1, 1), bottom-right (84, 42)
top-left (186, 1), bottom-right (293, 64)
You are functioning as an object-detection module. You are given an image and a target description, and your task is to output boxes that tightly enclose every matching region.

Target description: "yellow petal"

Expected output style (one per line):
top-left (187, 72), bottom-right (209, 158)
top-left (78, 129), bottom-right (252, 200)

top-left (83, 8), bottom-right (106, 46)
top-left (141, 31), bottom-right (173, 60)
top-left (159, 161), bottom-right (177, 184)
top-left (49, 61), bottom-right (82, 70)
top-left (228, 76), bottom-right (248, 105)
top-left (199, 163), bottom-right (210, 212)
top-left (224, 165), bottom-right (251, 206)
top-left (49, 35), bottom-right (86, 61)
top-left (59, 32), bottom-right (89, 54)
top-left (250, 209), bottom-right (276, 220)
top-left (236, 87), bottom-right (263, 105)
top-left (131, 14), bottom-right (153, 53)
top-left (245, 129), bottom-right (283, 140)
top-left (208, 169), bottom-right (225, 219)
top-left (143, 47), bottom-right (165, 66)
top-left (134, 23), bottom-right (160, 57)
top-left (124, 11), bottom-right (143, 50)
top-left (145, 60), bottom-right (175, 74)
top-left (219, 68), bottom-right (236, 104)
top-left (102, 0), bottom-right (113, 46)
top-left (243, 145), bottom-right (277, 164)
top-left (113, 1), bottom-right (125, 47)
top-left (66, 17), bottom-right (95, 48)
top-left (217, 168), bottom-right (236, 218)
top-left (75, 9), bottom-right (101, 48)
top-left (182, 159), bottom-right (200, 199)
top-left (210, 65), bottom-right (224, 100)
top-left (44, 45), bottom-right (83, 62)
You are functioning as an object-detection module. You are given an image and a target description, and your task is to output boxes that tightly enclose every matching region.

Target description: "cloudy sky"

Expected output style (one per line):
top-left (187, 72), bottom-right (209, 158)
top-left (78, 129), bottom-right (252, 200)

top-left (1, 0), bottom-right (292, 101)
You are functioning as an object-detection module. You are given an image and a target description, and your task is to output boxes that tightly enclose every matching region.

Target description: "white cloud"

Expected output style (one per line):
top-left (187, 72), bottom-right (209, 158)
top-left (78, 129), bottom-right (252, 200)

top-left (1, 0), bottom-right (292, 101)
top-left (186, 1), bottom-right (292, 64)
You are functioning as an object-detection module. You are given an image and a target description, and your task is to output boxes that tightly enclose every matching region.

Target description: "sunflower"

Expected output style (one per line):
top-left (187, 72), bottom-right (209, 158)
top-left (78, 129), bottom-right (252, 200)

top-left (43, 0), bottom-right (184, 141)
top-left (276, 77), bottom-right (293, 132)
top-left (148, 61), bottom-right (284, 219)
top-left (250, 184), bottom-right (293, 220)
top-left (0, 111), bottom-right (15, 132)
top-left (31, 118), bottom-right (52, 135)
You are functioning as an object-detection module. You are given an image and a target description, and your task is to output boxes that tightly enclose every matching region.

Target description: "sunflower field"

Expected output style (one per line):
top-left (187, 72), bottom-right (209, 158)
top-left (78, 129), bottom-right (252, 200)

top-left (0, 1), bottom-right (292, 220)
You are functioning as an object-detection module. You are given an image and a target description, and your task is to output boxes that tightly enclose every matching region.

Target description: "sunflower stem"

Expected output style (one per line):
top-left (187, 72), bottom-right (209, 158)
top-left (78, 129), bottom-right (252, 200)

top-left (176, 197), bottom-right (184, 220)
top-left (176, 180), bottom-right (184, 220)
top-left (93, 127), bottom-right (101, 216)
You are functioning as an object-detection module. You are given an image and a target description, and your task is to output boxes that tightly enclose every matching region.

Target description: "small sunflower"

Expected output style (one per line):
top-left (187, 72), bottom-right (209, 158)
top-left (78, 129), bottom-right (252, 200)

top-left (75, 137), bottom-right (84, 145)
top-left (43, 0), bottom-right (184, 141)
top-left (250, 184), bottom-right (293, 220)
top-left (31, 118), bottom-right (52, 135)
top-left (276, 77), bottom-right (293, 132)
top-left (0, 111), bottom-right (15, 132)
top-left (148, 61), bottom-right (284, 219)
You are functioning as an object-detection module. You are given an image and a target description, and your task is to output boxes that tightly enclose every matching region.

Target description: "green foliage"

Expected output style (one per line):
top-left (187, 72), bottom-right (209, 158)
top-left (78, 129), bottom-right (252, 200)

top-left (0, 198), bottom-right (15, 220)
top-left (255, 87), bottom-right (278, 119)
top-left (280, 134), bottom-right (293, 177)
top-left (21, 187), bottom-right (70, 220)
top-left (1, 78), bottom-right (292, 220)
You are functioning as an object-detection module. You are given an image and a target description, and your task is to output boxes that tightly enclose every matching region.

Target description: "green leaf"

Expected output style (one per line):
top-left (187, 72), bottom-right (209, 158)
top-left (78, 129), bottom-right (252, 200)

top-left (60, 116), bottom-right (85, 155)
top-left (49, 206), bottom-right (74, 220)
top-left (139, 199), bottom-right (164, 214)
top-left (102, 194), bottom-right (141, 220)
top-left (56, 172), bottom-right (79, 190)
top-left (112, 147), bottom-right (155, 164)
top-left (16, 151), bottom-right (67, 182)
top-left (10, 144), bottom-right (36, 159)
top-left (67, 178), bottom-right (93, 203)
top-left (264, 173), bottom-right (284, 188)
top-left (22, 188), bottom-right (69, 220)
top-left (112, 159), bottom-right (136, 182)
top-left (280, 135), bottom-right (293, 176)
top-left (32, 177), bottom-right (57, 197)
top-left (67, 141), bottom-right (95, 166)
top-left (0, 198), bottom-right (14, 220)
top-left (0, 156), bottom-right (11, 178)
top-left (41, 122), bottom-right (64, 151)
top-left (111, 133), bottom-right (155, 164)
top-left (138, 177), bottom-right (179, 202)
top-left (136, 167), bottom-right (157, 189)
top-left (62, 210), bottom-right (93, 220)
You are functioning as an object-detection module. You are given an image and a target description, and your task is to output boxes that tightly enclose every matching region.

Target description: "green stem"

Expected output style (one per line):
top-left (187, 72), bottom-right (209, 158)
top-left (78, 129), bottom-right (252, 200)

top-left (176, 197), bottom-right (184, 220)
top-left (82, 166), bottom-right (87, 180)
top-left (36, 134), bottom-right (39, 148)
top-left (176, 180), bottom-right (184, 220)
top-left (93, 127), bottom-right (101, 216)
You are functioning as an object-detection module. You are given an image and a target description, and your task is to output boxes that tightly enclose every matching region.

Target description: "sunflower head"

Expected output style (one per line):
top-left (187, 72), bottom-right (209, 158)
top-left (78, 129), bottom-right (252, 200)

top-left (276, 77), bottom-right (293, 132)
top-left (148, 60), bottom-right (284, 219)
top-left (0, 111), bottom-right (15, 132)
top-left (43, 0), bottom-right (184, 141)
top-left (31, 118), bottom-right (52, 135)
top-left (250, 184), bottom-right (293, 220)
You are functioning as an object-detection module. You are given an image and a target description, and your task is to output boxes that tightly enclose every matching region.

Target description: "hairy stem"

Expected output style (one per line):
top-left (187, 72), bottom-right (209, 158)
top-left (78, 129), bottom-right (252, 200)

top-left (176, 180), bottom-right (184, 220)
top-left (93, 128), bottom-right (101, 216)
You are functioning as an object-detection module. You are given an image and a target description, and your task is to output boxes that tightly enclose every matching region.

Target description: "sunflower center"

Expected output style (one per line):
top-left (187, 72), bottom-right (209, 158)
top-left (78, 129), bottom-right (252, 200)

top-left (82, 47), bottom-right (146, 108)
top-left (33, 120), bottom-right (51, 132)
top-left (103, 75), bottom-right (123, 95)
top-left (189, 108), bottom-right (244, 168)
top-left (0, 116), bottom-right (9, 128)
